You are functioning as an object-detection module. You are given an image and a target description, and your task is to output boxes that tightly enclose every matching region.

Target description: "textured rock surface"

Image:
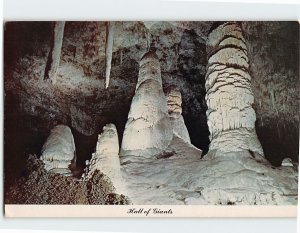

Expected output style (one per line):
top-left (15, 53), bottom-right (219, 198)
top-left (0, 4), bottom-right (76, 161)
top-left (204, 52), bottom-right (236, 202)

top-left (120, 51), bottom-right (173, 158)
top-left (5, 154), bottom-right (130, 204)
top-left (165, 85), bottom-right (191, 143)
top-left (83, 124), bottom-right (125, 194)
top-left (241, 22), bottom-right (299, 165)
top-left (95, 123), bottom-right (119, 155)
top-left (205, 22), bottom-right (263, 157)
top-left (40, 125), bottom-right (75, 175)
top-left (122, 139), bottom-right (297, 205)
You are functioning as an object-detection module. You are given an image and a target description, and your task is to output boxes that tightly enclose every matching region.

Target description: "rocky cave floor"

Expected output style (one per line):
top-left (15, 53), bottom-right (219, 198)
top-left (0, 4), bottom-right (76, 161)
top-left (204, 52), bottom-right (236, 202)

top-left (5, 136), bottom-right (298, 205)
top-left (120, 136), bottom-right (298, 205)
top-left (5, 154), bottom-right (130, 205)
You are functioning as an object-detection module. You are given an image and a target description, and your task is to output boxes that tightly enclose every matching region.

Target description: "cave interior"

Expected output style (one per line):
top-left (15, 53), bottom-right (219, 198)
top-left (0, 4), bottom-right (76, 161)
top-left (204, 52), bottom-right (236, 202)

top-left (3, 21), bottom-right (299, 193)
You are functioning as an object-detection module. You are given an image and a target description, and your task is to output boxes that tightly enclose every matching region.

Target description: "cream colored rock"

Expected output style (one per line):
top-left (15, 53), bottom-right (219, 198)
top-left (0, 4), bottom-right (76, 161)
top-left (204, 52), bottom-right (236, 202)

top-left (136, 51), bottom-right (163, 90)
top-left (165, 86), bottom-right (191, 144)
top-left (205, 22), bottom-right (263, 157)
top-left (281, 158), bottom-right (294, 167)
top-left (40, 125), bottom-right (75, 175)
top-left (120, 51), bottom-right (173, 158)
top-left (122, 145), bottom-right (297, 205)
top-left (96, 123), bottom-right (119, 155)
top-left (165, 85), bottom-right (182, 115)
top-left (83, 124), bottom-right (125, 193)
top-left (105, 22), bottom-right (115, 89)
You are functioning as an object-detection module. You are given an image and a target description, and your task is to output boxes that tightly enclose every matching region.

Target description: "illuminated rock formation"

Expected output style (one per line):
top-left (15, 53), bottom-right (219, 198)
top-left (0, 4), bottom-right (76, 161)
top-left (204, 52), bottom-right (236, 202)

top-left (83, 124), bottom-right (125, 193)
top-left (40, 125), bottom-right (75, 175)
top-left (44, 21), bottom-right (65, 83)
top-left (281, 158), bottom-right (294, 167)
top-left (95, 123), bottom-right (119, 155)
top-left (205, 22), bottom-right (264, 158)
top-left (165, 85), bottom-right (191, 144)
top-left (105, 22), bottom-right (115, 88)
top-left (120, 51), bottom-right (173, 158)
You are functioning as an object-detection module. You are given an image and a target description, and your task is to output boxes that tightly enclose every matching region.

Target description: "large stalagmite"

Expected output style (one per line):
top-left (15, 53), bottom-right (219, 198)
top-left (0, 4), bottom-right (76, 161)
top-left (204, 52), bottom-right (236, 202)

top-left (40, 125), bottom-right (76, 175)
top-left (83, 124), bottom-right (125, 194)
top-left (120, 51), bottom-right (173, 158)
top-left (165, 86), bottom-right (191, 144)
top-left (95, 123), bottom-right (119, 155)
top-left (205, 22), bottom-right (264, 157)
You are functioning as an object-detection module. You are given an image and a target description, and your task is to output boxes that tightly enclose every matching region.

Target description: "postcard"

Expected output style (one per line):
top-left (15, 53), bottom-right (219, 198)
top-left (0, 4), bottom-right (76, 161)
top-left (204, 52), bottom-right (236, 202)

top-left (3, 21), bottom-right (298, 217)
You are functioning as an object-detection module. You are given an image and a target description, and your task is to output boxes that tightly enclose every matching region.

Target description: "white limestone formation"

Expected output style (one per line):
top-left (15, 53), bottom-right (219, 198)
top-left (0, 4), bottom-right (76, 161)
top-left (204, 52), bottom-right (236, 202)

top-left (44, 21), bottom-right (65, 83)
top-left (281, 158), bottom-right (294, 167)
top-left (105, 21), bottom-right (115, 89)
top-left (165, 86), bottom-right (191, 144)
top-left (40, 125), bottom-right (75, 175)
top-left (95, 123), bottom-right (119, 155)
top-left (120, 51), bottom-right (173, 158)
top-left (83, 124), bottom-right (125, 193)
top-left (122, 145), bottom-right (297, 205)
top-left (205, 22), bottom-right (264, 157)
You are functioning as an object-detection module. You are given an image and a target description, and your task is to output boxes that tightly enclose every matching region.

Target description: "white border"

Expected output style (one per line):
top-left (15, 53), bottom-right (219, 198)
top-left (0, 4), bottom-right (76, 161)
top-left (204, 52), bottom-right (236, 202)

top-left (5, 205), bottom-right (297, 218)
top-left (1, 0), bottom-right (299, 232)
top-left (3, 0), bottom-right (300, 21)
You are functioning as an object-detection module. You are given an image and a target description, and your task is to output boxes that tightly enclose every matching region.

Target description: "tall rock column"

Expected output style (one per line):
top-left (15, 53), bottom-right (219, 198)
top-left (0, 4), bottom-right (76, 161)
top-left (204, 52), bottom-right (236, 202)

top-left (165, 86), bottom-right (191, 144)
top-left (83, 124), bottom-right (125, 194)
top-left (120, 51), bottom-right (173, 158)
top-left (205, 22), bottom-right (264, 157)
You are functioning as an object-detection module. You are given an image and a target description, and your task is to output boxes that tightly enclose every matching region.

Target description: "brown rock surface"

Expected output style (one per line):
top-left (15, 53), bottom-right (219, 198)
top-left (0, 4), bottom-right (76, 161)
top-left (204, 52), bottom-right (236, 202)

top-left (5, 154), bottom-right (130, 205)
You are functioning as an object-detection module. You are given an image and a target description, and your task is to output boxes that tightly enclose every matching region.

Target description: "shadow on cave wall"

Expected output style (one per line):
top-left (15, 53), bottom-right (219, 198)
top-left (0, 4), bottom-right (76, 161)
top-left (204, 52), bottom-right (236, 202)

top-left (175, 28), bottom-right (210, 154)
top-left (4, 89), bottom-right (132, 189)
top-left (4, 22), bottom-right (52, 68)
top-left (256, 122), bottom-right (299, 166)
top-left (70, 103), bottom-right (132, 170)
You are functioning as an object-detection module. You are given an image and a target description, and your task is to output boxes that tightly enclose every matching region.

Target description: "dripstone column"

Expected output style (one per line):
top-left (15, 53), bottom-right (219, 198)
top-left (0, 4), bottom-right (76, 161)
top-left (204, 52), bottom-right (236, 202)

top-left (120, 51), bottom-right (173, 158)
top-left (205, 22), bottom-right (264, 157)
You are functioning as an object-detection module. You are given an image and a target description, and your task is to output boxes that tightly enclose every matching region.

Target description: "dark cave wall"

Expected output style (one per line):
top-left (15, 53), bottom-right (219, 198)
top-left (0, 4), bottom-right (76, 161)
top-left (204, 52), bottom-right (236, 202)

top-left (3, 21), bottom-right (299, 188)
top-left (242, 22), bottom-right (299, 164)
top-left (4, 22), bottom-right (52, 68)
top-left (4, 21), bottom-right (210, 147)
top-left (61, 22), bottom-right (106, 78)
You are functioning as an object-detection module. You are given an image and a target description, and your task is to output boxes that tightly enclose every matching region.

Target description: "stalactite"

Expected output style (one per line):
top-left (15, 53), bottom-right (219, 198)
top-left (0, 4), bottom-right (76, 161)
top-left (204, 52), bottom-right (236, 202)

top-left (269, 88), bottom-right (278, 113)
top-left (205, 22), bottom-right (264, 157)
top-left (44, 21), bottom-right (65, 83)
top-left (120, 49), bottom-right (123, 65)
top-left (105, 21), bottom-right (115, 89)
